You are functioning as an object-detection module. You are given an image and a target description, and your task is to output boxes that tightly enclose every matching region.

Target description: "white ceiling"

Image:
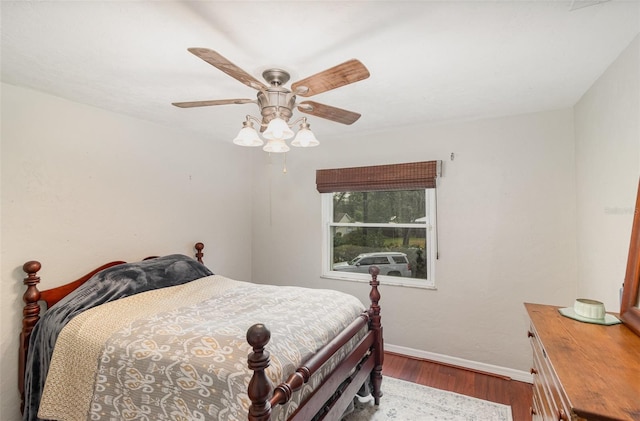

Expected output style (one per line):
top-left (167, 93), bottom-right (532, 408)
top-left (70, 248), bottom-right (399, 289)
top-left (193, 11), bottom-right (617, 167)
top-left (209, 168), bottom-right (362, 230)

top-left (2, 1), bottom-right (639, 143)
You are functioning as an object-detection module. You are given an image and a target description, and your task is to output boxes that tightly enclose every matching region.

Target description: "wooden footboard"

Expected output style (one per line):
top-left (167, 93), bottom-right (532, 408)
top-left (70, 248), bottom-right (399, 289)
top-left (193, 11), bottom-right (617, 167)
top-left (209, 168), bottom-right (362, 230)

top-left (246, 266), bottom-right (383, 421)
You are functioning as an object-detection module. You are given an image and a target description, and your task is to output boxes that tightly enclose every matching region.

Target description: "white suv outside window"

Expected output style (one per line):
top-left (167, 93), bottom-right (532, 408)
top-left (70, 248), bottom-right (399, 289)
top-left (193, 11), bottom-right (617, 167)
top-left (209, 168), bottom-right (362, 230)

top-left (333, 252), bottom-right (412, 277)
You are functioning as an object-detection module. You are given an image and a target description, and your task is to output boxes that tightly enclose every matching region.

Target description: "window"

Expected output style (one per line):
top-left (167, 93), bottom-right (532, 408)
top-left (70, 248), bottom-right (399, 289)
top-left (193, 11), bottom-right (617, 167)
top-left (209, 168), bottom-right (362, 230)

top-left (317, 161), bottom-right (440, 289)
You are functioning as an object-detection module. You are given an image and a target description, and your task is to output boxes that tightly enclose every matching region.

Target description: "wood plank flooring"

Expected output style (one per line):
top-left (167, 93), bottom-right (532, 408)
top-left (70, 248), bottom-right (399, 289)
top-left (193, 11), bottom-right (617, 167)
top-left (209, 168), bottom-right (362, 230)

top-left (381, 352), bottom-right (533, 421)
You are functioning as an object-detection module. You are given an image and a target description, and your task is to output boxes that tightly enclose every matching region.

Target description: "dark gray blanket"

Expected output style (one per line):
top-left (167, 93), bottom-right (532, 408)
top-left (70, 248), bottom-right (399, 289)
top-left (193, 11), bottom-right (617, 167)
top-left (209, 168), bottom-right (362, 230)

top-left (23, 254), bottom-right (213, 421)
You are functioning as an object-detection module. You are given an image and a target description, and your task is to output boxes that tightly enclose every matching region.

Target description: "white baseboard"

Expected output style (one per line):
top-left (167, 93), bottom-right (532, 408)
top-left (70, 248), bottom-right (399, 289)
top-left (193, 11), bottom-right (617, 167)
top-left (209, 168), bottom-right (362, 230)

top-left (385, 343), bottom-right (533, 384)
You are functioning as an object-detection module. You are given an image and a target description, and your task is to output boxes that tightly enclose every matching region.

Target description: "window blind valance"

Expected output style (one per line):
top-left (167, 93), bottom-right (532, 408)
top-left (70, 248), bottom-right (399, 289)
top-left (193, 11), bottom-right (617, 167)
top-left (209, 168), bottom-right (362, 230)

top-left (316, 160), bottom-right (441, 193)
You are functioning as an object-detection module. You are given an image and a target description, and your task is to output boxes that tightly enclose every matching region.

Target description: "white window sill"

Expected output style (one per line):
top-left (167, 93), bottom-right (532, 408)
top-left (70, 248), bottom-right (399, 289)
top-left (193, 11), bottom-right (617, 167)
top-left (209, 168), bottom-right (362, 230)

top-left (321, 272), bottom-right (436, 290)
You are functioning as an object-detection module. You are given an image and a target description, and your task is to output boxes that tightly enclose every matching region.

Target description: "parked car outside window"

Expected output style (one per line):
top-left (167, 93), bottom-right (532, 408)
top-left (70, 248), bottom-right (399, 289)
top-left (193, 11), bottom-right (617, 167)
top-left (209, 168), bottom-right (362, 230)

top-left (333, 252), bottom-right (412, 277)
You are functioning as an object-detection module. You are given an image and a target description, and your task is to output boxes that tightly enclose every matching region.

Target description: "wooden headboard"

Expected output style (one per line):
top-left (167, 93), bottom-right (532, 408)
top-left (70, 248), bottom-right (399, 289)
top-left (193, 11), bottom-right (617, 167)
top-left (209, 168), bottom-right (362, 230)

top-left (18, 242), bottom-right (205, 413)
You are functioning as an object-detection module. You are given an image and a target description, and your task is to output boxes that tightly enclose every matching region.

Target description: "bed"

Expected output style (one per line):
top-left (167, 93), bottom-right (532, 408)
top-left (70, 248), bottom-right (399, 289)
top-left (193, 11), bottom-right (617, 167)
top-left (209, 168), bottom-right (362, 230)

top-left (18, 242), bottom-right (383, 421)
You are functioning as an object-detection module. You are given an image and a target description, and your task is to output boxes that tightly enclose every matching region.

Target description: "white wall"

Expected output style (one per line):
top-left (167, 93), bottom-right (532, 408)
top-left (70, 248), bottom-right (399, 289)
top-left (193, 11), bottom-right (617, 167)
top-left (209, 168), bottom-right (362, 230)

top-left (0, 83), bottom-right (254, 421)
top-left (251, 109), bottom-right (578, 373)
top-left (574, 35), bottom-right (640, 310)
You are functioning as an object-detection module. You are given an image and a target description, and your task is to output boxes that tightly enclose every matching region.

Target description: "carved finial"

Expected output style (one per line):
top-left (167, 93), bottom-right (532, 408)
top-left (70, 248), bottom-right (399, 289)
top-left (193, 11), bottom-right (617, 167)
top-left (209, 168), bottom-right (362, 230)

top-left (23, 261), bottom-right (41, 275)
top-left (246, 323), bottom-right (273, 421)
top-left (369, 265), bottom-right (381, 307)
top-left (22, 261), bottom-right (42, 305)
top-left (247, 323), bottom-right (271, 349)
top-left (195, 242), bottom-right (204, 263)
top-left (369, 265), bottom-right (380, 277)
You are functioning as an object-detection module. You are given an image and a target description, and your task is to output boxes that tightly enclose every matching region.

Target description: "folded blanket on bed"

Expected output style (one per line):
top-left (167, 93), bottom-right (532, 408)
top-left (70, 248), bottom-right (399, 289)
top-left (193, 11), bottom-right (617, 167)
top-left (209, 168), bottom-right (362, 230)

top-left (23, 254), bottom-right (213, 421)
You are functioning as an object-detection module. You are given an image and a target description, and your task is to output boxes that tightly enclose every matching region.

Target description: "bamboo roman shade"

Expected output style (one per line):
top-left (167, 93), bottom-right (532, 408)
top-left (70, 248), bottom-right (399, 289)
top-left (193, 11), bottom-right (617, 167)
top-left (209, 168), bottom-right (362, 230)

top-left (316, 161), bottom-right (441, 193)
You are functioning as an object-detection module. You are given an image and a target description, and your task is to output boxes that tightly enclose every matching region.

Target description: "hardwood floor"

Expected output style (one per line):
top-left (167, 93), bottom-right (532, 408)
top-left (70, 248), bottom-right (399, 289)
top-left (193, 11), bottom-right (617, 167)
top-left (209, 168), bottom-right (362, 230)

top-left (381, 352), bottom-right (533, 421)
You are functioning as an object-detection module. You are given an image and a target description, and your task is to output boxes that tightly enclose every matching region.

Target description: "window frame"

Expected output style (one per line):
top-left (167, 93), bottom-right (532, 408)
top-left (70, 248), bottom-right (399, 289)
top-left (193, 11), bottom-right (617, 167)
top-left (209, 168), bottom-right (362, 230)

top-left (321, 188), bottom-right (437, 289)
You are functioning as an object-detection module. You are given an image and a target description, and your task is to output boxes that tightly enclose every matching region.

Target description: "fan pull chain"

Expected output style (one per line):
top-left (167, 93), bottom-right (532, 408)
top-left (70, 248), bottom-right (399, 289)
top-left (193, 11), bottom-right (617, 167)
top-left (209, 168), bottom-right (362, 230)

top-left (283, 153), bottom-right (287, 174)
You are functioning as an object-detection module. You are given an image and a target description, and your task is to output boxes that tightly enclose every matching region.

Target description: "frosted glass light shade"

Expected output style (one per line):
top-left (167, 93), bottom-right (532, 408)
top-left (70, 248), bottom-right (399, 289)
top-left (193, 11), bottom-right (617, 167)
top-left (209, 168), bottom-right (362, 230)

top-left (263, 138), bottom-right (290, 153)
top-left (233, 122), bottom-right (263, 147)
top-left (291, 128), bottom-right (319, 147)
top-left (263, 117), bottom-right (294, 140)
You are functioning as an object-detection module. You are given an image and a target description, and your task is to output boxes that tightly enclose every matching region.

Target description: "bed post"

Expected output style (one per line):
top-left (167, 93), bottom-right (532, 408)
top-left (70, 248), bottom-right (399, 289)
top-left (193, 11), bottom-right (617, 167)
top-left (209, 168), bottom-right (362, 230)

top-left (19, 261), bottom-right (42, 414)
top-left (368, 265), bottom-right (384, 405)
top-left (195, 242), bottom-right (204, 263)
top-left (246, 323), bottom-right (273, 421)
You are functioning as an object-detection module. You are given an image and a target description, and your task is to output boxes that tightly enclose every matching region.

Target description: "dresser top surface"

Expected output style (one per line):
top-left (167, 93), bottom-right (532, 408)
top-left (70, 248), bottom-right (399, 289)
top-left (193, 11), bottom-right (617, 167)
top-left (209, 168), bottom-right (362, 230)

top-left (525, 303), bottom-right (640, 421)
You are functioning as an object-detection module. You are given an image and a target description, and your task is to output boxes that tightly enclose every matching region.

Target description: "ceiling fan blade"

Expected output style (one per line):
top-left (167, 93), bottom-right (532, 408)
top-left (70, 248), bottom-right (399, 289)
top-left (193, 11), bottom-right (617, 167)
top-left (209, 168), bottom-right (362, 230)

top-left (172, 99), bottom-right (255, 108)
top-left (291, 59), bottom-right (370, 97)
top-left (187, 48), bottom-right (268, 91)
top-left (297, 101), bottom-right (361, 125)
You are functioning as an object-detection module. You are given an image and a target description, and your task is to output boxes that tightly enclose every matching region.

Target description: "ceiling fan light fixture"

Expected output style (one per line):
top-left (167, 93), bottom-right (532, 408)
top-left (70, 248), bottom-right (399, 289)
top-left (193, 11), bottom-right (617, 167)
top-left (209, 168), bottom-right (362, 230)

top-left (233, 119), bottom-right (263, 147)
top-left (263, 116), bottom-right (294, 140)
top-left (173, 49), bottom-right (370, 164)
top-left (291, 118), bottom-right (319, 148)
top-left (263, 138), bottom-right (290, 153)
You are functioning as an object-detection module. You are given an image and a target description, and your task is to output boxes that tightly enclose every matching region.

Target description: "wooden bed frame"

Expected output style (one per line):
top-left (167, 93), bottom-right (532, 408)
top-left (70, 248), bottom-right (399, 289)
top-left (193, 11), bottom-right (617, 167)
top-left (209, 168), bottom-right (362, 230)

top-left (19, 242), bottom-right (384, 421)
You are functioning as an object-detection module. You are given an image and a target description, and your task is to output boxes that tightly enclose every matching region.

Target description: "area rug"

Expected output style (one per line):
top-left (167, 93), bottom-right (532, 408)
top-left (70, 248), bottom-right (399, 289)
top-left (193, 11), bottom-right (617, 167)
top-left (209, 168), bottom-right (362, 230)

top-left (342, 376), bottom-right (513, 421)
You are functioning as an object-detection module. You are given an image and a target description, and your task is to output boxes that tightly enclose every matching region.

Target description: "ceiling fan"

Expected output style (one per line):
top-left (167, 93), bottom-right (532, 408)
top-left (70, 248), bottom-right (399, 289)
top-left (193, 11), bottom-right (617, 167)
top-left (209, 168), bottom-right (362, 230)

top-left (172, 48), bottom-right (370, 152)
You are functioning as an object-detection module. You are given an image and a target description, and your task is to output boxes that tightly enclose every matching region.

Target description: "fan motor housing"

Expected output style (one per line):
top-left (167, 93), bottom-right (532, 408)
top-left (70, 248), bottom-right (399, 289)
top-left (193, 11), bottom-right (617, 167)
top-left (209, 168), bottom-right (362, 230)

top-left (257, 88), bottom-right (296, 123)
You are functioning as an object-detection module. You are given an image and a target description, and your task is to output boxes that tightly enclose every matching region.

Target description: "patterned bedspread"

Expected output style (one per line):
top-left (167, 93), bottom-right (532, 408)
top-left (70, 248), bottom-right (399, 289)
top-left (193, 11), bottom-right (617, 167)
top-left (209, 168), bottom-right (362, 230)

top-left (38, 275), bottom-right (366, 421)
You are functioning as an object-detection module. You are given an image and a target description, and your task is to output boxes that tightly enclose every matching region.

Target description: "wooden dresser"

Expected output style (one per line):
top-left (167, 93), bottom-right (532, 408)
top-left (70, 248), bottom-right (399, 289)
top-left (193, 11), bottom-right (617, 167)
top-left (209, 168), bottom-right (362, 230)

top-left (525, 303), bottom-right (640, 421)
